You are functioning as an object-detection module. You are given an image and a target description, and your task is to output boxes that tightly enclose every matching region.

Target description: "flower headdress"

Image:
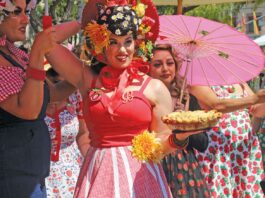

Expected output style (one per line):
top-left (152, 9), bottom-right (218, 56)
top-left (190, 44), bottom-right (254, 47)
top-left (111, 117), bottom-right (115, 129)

top-left (0, 0), bottom-right (15, 23)
top-left (0, 0), bottom-right (37, 24)
top-left (82, 0), bottom-right (159, 61)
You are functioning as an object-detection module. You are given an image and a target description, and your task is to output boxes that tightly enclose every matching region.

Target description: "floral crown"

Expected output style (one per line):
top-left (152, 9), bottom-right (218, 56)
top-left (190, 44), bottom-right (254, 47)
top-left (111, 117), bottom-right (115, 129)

top-left (83, 0), bottom-right (159, 61)
top-left (0, 0), bottom-right (36, 24)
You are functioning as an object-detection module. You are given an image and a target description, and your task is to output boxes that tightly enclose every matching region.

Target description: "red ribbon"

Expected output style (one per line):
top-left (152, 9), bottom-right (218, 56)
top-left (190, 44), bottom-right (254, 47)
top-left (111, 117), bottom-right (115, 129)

top-left (50, 108), bottom-right (61, 162)
top-left (107, 0), bottom-right (128, 7)
top-left (99, 59), bottom-right (149, 115)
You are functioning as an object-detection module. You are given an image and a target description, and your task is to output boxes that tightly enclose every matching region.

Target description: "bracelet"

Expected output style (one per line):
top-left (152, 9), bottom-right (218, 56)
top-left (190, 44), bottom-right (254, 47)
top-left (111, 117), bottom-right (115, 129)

top-left (26, 67), bottom-right (46, 81)
top-left (168, 134), bottom-right (189, 149)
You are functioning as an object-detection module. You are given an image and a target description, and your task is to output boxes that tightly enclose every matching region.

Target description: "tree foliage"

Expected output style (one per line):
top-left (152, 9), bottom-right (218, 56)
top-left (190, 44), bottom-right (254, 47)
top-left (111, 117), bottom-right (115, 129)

top-left (185, 3), bottom-right (243, 25)
top-left (29, 0), bottom-right (82, 32)
top-left (254, 0), bottom-right (265, 9)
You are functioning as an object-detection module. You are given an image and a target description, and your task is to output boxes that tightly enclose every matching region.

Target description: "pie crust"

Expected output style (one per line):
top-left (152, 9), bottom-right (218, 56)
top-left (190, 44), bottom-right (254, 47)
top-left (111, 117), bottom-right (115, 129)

top-left (162, 110), bottom-right (223, 131)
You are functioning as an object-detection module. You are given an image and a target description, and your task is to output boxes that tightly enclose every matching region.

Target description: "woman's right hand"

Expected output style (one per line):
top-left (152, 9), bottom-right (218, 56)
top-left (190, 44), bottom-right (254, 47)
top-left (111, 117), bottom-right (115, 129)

top-left (31, 27), bottom-right (56, 57)
top-left (29, 27), bottom-right (56, 69)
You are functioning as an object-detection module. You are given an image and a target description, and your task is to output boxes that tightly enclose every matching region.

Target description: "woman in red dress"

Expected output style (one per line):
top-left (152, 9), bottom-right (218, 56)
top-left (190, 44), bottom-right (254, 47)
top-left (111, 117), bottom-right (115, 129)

top-left (43, 0), bottom-right (229, 197)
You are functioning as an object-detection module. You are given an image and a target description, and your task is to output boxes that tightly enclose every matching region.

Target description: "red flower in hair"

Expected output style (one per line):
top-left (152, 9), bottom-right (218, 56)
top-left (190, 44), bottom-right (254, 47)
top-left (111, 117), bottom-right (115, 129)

top-left (107, 0), bottom-right (128, 7)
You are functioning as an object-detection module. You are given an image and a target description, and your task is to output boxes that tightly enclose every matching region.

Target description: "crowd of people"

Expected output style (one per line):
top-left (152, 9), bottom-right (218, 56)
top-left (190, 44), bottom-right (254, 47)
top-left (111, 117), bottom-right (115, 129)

top-left (1, 0), bottom-right (265, 198)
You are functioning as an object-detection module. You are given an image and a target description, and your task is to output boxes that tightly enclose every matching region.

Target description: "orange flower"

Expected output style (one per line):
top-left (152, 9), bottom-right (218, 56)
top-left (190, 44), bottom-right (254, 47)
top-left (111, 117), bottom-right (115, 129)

top-left (84, 21), bottom-right (111, 54)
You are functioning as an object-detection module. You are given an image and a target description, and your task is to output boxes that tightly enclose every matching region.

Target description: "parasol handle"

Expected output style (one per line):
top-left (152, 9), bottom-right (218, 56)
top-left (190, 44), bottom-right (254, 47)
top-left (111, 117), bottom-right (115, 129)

top-left (179, 77), bottom-right (187, 104)
top-left (42, 0), bottom-right (52, 30)
top-left (179, 60), bottom-right (191, 104)
top-left (42, 16), bottom-right (52, 30)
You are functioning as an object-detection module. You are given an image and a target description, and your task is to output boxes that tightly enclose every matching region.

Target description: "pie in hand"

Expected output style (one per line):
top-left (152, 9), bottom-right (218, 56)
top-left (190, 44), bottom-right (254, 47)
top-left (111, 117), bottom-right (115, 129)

top-left (161, 110), bottom-right (223, 131)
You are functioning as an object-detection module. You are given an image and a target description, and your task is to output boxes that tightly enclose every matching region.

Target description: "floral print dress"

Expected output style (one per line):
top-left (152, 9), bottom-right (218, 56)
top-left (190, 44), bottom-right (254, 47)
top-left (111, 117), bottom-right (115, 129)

top-left (196, 85), bottom-right (264, 198)
top-left (257, 79), bottom-right (265, 170)
top-left (45, 91), bottom-right (84, 198)
top-left (162, 95), bottom-right (210, 198)
top-left (258, 119), bottom-right (265, 170)
top-left (162, 147), bottom-right (210, 198)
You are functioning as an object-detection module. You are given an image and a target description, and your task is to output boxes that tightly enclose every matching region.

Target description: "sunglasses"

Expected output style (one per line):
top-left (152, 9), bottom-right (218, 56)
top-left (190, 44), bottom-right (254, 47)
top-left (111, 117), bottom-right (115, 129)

top-left (3, 7), bottom-right (31, 17)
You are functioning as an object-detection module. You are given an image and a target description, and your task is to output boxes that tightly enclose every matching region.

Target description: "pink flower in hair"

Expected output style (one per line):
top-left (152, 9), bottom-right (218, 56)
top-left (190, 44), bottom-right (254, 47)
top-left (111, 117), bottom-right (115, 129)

top-left (26, 0), bottom-right (37, 10)
top-left (0, 0), bottom-right (15, 24)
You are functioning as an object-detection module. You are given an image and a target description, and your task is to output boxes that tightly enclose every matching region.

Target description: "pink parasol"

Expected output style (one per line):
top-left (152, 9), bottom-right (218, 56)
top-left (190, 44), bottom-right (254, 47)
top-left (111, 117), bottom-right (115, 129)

top-left (158, 15), bottom-right (265, 100)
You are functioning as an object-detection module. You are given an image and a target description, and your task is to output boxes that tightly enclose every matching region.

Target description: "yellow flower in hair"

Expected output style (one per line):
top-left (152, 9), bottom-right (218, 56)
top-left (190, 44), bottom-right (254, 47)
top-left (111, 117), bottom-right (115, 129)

top-left (133, 18), bottom-right (138, 25)
top-left (139, 41), bottom-right (147, 53)
top-left (139, 24), bottom-right (151, 34)
top-left (84, 22), bottom-right (111, 54)
top-left (131, 130), bottom-right (163, 163)
top-left (134, 3), bottom-right (146, 18)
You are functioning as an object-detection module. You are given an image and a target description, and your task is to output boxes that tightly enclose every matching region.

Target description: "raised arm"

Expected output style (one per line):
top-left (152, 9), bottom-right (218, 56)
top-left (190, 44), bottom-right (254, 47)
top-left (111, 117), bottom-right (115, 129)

top-left (45, 44), bottom-right (93, 88)
top-left (0, 28), bottom-right (55, 119)
top-left (190, 85), bottom-right (258, 113)
top-left (54, 21), bottom-right (81, 43)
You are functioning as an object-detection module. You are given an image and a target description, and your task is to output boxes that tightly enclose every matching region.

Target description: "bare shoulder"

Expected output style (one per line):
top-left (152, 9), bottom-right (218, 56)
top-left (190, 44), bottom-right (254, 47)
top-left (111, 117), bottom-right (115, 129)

top-left (143, 76), bottom-right (171, 106)
top-left (145, 77), bottom-right (167, 94)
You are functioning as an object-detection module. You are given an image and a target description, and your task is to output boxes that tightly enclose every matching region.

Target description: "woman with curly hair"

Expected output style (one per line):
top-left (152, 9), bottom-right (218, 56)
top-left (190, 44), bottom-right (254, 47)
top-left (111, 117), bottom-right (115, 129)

top-left (149, 43), bottom-right (210, 198)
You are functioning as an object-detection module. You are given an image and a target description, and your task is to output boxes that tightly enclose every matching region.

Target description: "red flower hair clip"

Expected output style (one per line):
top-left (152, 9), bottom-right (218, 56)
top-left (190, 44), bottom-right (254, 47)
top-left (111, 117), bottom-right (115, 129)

top-left (107, 0), bottom-right (128, 7)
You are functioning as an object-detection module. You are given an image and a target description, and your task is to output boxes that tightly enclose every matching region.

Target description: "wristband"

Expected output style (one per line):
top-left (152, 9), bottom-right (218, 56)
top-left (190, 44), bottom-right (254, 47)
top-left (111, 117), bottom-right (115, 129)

top-left (26, 67), bottom-right (46, 81)
top-left (168, 134), bottom-right (189, 149)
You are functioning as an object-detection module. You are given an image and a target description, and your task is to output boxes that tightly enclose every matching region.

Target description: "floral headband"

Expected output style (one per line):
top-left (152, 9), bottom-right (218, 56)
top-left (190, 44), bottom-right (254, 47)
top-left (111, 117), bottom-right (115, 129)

top-left (0, 0), bottom-right (36, 24)
top-left (83, 0), bottom-right (159, 61)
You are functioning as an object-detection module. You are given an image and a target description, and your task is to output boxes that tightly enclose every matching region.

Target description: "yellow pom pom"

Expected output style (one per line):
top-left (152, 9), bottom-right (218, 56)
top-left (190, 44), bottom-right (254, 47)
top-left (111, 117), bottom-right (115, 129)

top-left (131, 130), bottom-right (163, 163)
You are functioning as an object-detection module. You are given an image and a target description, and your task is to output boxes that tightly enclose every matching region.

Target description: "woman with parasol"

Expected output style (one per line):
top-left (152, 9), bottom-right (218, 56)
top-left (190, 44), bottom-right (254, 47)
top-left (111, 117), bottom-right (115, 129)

top-left (149, 43), bottom-right (210, 197)
top-left (157, 14), bottom-right (265, 197)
